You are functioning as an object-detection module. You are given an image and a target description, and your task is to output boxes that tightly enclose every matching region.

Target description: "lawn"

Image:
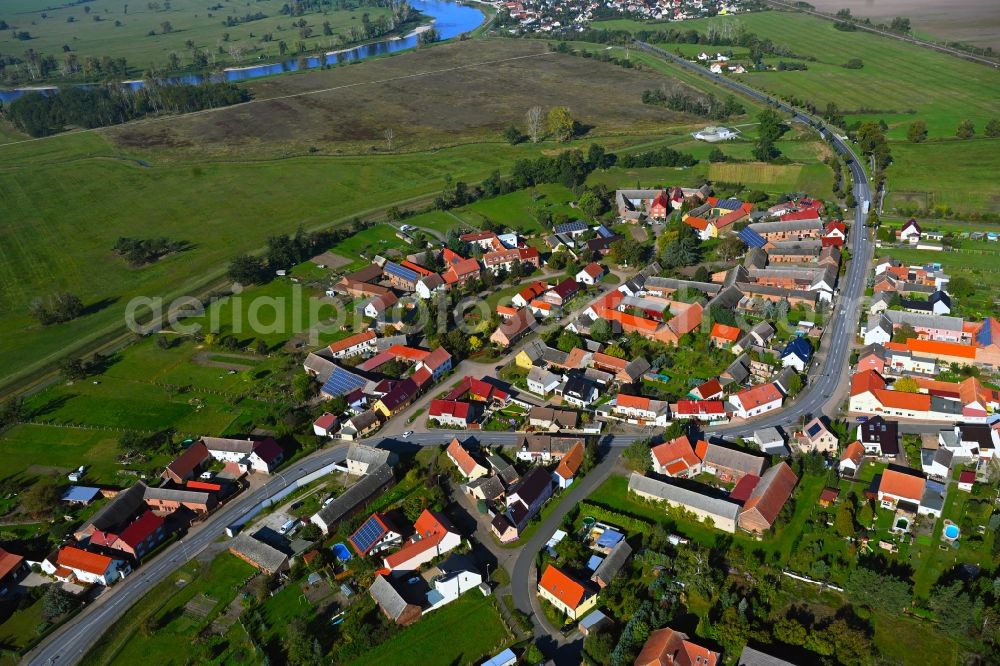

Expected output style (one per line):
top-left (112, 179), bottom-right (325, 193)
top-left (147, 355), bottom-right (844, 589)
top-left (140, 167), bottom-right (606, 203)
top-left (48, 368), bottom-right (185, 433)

top-left (875, 245), bottom-right (1000, 318)
top-left (328, 224), bottom-right (418, 273)
top-left (873, 612), bottom-right (959, 666)
top-left (0, 594), bottom-right (47, 656)
top-left (86, 553), bottom-right (257, 665)
top-left (348, 593), bottom-right (513, 666)
top-left (0, 423), bottom-right (151, 484)
top-left (0, 0), bottom-right (397, 82)
top-left (454, 183), bottom-right (581, 236)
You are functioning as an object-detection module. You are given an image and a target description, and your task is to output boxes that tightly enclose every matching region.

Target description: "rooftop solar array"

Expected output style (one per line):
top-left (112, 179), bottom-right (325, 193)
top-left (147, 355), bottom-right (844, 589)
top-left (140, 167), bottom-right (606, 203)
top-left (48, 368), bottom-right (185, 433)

top-left (806, 422), bottom-right (822, 437)
top-left (977, 317), bottom-right (992, 347)
top-left (554, 221), bottom-right (587, 234)
top-left (738, 227), bottom-right (767, 249)
top-left (322, 366), bottom-right (368, 397)
top-left (716, 198), bottom-right (744, 210)
top-left (350, 514), bottom-right (388, 555)
top-left (384, 261), bottom-right (418, 282)
top-left (596, 225), bottom-right (615, 238)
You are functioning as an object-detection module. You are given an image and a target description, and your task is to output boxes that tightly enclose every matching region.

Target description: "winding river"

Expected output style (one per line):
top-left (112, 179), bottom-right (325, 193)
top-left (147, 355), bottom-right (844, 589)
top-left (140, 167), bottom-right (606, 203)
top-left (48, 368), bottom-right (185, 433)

top-left (0, 0), bottom-right (486, 102)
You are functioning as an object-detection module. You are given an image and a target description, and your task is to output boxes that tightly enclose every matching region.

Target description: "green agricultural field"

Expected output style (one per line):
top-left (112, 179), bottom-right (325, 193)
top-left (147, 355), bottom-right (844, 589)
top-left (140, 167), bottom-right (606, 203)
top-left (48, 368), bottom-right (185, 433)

top-left (348, 594), bottom-right (513, 666)
top-left (885, 139), bottom-right (1000, 215)
top-left (86, 553), bottom-right (256, 666)
top-left (0, 132), bottom-right (536, 388)
top-left (0, 0), bottom-right (398, 82)
top-left (875, 245), bottom-right (999, 318)
top-left (630, 11), bottom-right (1000, 139)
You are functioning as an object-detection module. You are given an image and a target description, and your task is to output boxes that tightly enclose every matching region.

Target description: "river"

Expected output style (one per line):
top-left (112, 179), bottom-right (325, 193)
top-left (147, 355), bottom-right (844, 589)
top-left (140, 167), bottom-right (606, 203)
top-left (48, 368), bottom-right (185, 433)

top-left (0, 0), bottom-right (486, 103)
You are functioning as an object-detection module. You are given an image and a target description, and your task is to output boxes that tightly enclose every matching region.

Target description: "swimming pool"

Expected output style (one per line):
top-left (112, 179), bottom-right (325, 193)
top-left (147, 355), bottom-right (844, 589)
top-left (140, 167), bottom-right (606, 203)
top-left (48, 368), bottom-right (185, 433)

top-left (332, 542), bottom-right (352, 561)
top-left (943, 524), bottom-right (960, 540)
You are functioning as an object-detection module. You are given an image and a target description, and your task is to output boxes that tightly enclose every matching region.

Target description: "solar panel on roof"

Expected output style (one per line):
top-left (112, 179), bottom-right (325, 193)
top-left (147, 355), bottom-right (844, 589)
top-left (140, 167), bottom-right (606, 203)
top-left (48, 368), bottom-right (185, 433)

top-left (384, 262), bottom-right (418, 282)
top-left (350, 514), bottom-right (388, 554)
top-left (322, 366), bottom-right (367, 397)
top-left (738, 227), bottom-right (767, 248)
top-left (806, 423), bottom-right (822, 437)
top-left (596, 225), bottom-right (615, 238)
top-left (716, 198), bottom-right (744, 210)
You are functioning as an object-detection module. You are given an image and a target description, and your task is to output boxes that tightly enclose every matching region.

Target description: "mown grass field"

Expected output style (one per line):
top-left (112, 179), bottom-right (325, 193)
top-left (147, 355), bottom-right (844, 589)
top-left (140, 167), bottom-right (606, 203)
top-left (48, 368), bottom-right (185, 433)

top-left (0, 337), bottom-right (285, 482)
top-left (0, 423), bottom-right (139, 485)
top-left (0, 0), bottom-right (395, 81)
top-left (885, 138), bottom-right (1000, 214)
top-left (348, 594), bottom-right (513, 666)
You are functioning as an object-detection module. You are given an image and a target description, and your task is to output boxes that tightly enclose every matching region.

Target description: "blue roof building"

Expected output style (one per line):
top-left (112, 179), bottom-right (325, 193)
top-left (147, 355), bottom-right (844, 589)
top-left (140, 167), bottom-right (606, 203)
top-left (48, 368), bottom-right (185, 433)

top-left (780, 337), bottom-right (813, 371)
top-left (383, 261), bottom-right (419, 284)
top-left (321, 366), bottom-right (368, 397)
top-left (61, 486), bottom-right (102, 504)
top-left (554, 221), bottom-right (588, 235)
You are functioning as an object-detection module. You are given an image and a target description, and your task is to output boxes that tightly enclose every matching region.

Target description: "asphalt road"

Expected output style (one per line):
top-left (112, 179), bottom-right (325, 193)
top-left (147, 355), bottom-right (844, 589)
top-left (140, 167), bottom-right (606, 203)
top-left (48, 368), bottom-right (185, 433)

top-left (33, 48), bottom-right (877, 666)
top-left (635, 42), bottom-right (874, 443)
top-left (25, 431), bottom-right (649, 666)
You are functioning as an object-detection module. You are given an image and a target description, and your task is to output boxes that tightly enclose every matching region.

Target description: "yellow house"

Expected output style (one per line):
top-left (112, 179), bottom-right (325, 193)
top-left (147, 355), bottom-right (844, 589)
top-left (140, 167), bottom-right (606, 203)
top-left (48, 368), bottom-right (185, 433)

top-left (372, 378), bottom-right (419, 419)
top-left (515, 340), bottom-right (546, 370)
top-left (537, 565), bottom-right (598, 621)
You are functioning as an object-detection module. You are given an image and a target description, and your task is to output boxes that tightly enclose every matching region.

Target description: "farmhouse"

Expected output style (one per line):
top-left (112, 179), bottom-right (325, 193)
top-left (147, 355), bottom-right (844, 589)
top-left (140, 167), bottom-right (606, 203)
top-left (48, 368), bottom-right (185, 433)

top-left (383, 510), bottom-right (461, 574)
top-left (650, 435), bottom-right (702, 478)
top-left (311, 464), bottom-right (394, 534)
top-left (628, 473), bottom-right (739, 533)
top-left (737, 462), bottom-right (797, 533)
top-left (446, 438), bottom-right (488, 480)
top-left (635, 627), bottom-right (719, 666)
top-left (44, 547), bottom-right (129, 586)
top-left (729, 383), bottom-right (783, 419)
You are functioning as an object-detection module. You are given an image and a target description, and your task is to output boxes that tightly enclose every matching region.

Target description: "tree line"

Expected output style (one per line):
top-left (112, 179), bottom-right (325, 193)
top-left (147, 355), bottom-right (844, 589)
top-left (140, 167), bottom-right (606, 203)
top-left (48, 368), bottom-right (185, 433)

top-left (641, 88), bottom-right (745, 121)
top-left (2, 82), bottom-right (251, 137)
top-left (112, 237), bottom-right (188, 266)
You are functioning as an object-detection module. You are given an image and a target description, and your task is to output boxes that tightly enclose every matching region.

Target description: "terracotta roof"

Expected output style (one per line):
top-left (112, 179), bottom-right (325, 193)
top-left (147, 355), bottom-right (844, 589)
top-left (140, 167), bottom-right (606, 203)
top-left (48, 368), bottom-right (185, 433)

top-left (667, 303), bottom-right (703, 336)
top-left (733, 383), bottom-right (783, 410)
top-left (446, 438), bottom-right (480, 476)
top-left (710, 323), bottom-right (742, 342)
top-left (538, 564), bottom-right (589, 609)
top-left (692, 378), bottom-right (722, 399)
top-left (383, 510), bottom-right (455, 569)
top-left (740, 462), bottom-right (797, 527)
top-left (497, 305), bottom-right (518, 318)
top-left (328, 330), bottom-right (376, 355)
top-left (850, 369), bottom-right (886, 396)
top-left (729, 474), bottom-right (760, 503)
top-left (554, 441), bottom-right (585, 481)
top-left (651, 436), bottom-right (700, 470)
top-left (431, 400), bottom-right (472, 422)
top-left (879, 468), bottom-right (925, 502)
top-left (841, 440), bottom-right (864, 465)
top-left (57, 546), bottom-right (113, 575)
top-left (905, 338), bottom-right (976, 359)
top-left (420, 346), bottom-right (452, 372)
top-left (0, 548), bottom-right (24, 581)
top-left (635, 627), bottom-right (718, 666)
top-left (386, 345), bottom-right (431, 362)
top-left (314, 412), bottom-right (337, 429)
top-left (872, 389), bottom-right (930, 411)
top-left (617, 393), bottom-right (651, 410)
top-left (517, 281), bottom-right (548, 303)
top-left (581, 262), bottom-right (604, 279)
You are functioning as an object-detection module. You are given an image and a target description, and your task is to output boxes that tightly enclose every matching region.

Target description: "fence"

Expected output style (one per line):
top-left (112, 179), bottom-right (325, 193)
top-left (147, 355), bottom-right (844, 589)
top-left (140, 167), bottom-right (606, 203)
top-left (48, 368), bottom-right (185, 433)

top-left (224, 461), bottom-right (348, 536)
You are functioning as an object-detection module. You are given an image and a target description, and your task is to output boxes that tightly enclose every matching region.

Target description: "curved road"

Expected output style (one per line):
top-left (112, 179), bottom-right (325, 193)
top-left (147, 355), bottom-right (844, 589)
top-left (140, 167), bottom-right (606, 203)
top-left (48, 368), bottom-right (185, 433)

top-left (32, 46), bottom-right (874, 666)
top-left (505, 43), bottom-right (874, 664)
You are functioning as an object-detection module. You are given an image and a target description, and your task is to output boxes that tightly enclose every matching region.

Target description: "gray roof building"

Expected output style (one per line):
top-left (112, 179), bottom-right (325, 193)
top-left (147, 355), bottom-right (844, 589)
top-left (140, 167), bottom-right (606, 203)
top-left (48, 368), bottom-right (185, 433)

top-left (738, 646), bottom-right (798, 666)
top-left (369, 574), bottom-right (422, 625)
top-left (627, 473), bottom-right (739, 531)
top-left (311, 464), bottom-right (394, 533)
top-left (591, 539), bottom-right (632, 587)
top-left (228, 532), bottom-right (290, 574)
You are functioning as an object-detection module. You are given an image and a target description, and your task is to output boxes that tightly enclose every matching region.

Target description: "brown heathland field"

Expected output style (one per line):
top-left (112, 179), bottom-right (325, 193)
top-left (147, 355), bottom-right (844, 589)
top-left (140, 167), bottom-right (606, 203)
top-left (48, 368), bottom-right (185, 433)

top-left (108, 39), bottom-right (710, 157)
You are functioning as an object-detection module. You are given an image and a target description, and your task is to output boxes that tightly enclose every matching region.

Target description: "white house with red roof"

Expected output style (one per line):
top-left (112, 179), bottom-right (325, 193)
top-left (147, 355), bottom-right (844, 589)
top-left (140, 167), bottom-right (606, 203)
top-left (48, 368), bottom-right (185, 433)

top-left (313, 412), bottom-right (339, 437)
top-left (673, 400), bottom-right (728, 423)
top-left (729, 383), bottom-right (783, 419)
top-left (575, 263), bottom-right (606, 286)
top-left (43, 546), bottom-right (129, 585)
top-left (430, 399), bottom-right (478, 429)
top-left (383, 510), bottom-right (461, 574)
top-left (612, 394), bottom-right (670, 427)
top-left (416, 346), bottom-right (453, 381)
top-left (823, 220), bottom-right (846, 247)
top-left (446, 438), bottom-right (488, 480)
top-left (650, 436), bottom-right (702, 478)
